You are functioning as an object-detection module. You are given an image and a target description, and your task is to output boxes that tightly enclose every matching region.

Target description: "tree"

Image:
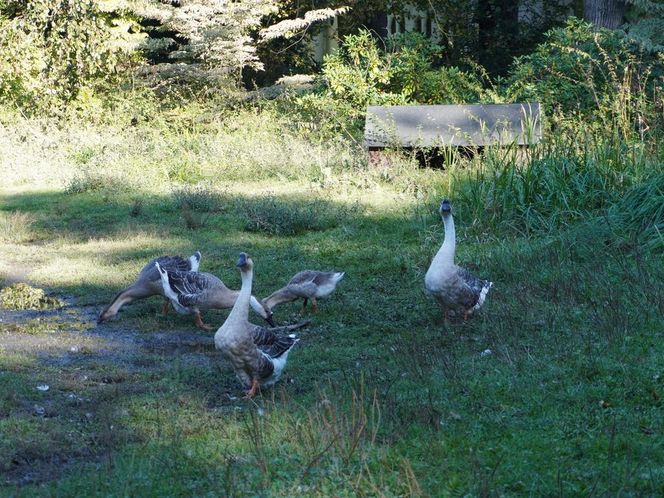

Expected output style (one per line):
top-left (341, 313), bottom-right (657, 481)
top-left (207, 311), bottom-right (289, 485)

top-left (583, 0), bottom-right (627, 28)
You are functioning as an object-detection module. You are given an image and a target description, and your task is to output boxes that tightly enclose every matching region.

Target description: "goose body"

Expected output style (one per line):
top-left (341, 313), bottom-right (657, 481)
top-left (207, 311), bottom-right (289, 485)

top-left (263, 270), bottom-right (345, 313)
top-left (215, 253), bottom-right (299, 397)
top-left (425, 200), bottom-right (492, 319)
top-left (155, 264), bottom-right (274, 330)
top-left (98, 251), bottom-right (201, 323)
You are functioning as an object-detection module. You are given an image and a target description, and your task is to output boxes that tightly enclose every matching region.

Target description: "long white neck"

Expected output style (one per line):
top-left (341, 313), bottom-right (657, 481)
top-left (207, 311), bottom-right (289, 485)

top-left (432, 213), bottom-right (456, 267)
top-left (226, 267), bottom-right (253, 325)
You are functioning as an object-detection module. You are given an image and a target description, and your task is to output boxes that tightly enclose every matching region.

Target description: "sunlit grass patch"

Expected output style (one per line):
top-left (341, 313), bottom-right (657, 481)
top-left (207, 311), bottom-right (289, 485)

top-left (0, 211), bottom-right (36, 244)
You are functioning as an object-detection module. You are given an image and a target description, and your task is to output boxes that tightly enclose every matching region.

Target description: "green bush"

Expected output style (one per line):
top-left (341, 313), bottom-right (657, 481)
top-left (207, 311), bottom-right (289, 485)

top-left (321, 30), bottom-right (491, 117)
top-left (0, 0), bottom-right (141, 115)
top-left (238, 194), bottom-right (361, 236)
top-left (506, 17), bottom-right (662, 139)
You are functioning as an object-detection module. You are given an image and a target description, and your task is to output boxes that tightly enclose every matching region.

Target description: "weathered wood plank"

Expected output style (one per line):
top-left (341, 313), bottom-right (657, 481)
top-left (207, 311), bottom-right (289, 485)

top-left (365, 103), bottom-right (541, 148)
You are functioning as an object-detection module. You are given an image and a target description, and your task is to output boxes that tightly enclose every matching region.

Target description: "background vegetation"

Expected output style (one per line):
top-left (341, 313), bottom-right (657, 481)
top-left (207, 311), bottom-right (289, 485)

top-left (1, 0), bottom-right (663, 495)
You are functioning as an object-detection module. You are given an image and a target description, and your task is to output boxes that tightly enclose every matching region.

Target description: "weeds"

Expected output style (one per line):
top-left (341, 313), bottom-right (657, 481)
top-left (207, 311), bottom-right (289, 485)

top-left (171, 183), bottom-right (227, 229)
top-left (64, 169), bottom-right (129, 196)
top-left (238, 194), bottom-right (362, 236)
top-left (0, 211), bottom-right (35, 243)
top-left (0, 283), bottom-right (63, 310)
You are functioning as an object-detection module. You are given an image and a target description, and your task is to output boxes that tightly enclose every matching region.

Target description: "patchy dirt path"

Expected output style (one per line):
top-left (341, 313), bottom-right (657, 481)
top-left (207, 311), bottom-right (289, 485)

top-left (0, 298), bottom-right (234, 487)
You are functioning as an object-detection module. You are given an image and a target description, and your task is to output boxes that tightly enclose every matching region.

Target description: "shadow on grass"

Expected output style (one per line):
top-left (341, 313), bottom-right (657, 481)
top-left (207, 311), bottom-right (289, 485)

top-left (2, 188), bottom-right (664, 494)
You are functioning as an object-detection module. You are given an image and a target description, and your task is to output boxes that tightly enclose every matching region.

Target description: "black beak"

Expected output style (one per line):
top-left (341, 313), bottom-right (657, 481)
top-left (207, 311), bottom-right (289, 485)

top-left (236, 253), bottom-right (247, 267)
top-left (266, 314), bottom-right (276, 327)
top-left (440, 199), bottom-right (451, 213)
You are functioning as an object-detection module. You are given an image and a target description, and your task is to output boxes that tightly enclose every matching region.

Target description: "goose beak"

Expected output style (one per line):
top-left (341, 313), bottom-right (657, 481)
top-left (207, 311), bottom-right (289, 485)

top-left (440, 199), bottom-right (452, 214)
top-left (236, 253), bottom-right (248, 267)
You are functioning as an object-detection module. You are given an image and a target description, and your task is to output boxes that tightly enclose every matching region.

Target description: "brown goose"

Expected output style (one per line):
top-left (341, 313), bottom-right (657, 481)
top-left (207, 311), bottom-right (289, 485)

top-left (424, 199), bottom-right (492, 320)
top-left (155, 264), bottom-right (275, 330)
top-left (98, 251), bottom-right (201, 324)
top-left (262, 270), bottom-right (345, 314)
top-left (215, 253), bottom-right (300, 398)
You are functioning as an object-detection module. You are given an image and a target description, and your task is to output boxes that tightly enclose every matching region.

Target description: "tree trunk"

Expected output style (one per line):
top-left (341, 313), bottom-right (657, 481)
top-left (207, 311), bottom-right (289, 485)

top-left (583, 0), bottom-right (626, 29)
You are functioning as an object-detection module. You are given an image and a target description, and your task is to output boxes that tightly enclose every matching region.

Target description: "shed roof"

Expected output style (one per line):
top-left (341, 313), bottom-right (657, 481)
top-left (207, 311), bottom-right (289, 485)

top-left (365, 103), bottom-right (541, 148)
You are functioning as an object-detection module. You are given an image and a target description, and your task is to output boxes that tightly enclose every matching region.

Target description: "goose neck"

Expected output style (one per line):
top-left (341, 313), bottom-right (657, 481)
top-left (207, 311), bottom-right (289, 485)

top-left (440, 213), bottom-right (456, 263)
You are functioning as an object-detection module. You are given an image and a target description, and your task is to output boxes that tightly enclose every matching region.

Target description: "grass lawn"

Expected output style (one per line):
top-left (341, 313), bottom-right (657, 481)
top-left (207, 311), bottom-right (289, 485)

top-left (1, 111), bottom-right (663, 497)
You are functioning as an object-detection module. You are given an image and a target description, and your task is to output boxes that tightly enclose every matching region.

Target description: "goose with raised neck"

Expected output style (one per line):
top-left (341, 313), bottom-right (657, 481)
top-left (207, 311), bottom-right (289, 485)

top-left (425, 199), bottom-right (492, 320)
top-left (215, 253), bottom-right (300, 398)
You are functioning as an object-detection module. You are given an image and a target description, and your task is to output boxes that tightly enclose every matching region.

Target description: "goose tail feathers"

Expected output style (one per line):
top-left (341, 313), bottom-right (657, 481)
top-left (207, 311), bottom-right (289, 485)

top-left (471, 281), bottom-right (493, 312)
top-left (189, 251), bottom-right (202, 272)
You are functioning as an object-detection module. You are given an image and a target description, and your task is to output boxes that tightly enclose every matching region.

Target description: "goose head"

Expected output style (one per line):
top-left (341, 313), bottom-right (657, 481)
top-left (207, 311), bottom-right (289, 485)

top-left (439, 199), bottom-right (452, 217)
top-left (236, 252), bottom-right (253, 272)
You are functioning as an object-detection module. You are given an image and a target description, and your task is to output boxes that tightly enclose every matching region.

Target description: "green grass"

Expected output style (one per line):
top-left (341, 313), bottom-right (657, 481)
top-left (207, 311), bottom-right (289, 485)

top-left (0, 106), bottom-right (663, 496)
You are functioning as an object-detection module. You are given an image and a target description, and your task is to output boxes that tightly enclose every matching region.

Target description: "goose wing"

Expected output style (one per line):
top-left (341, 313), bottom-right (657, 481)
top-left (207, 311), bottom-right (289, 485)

top-left (166, 271), bottom-right (221, 308)
top-left (455, 267), bottom-right (492, 309)
top-left (141, 255), bottom-right (196, 281)
top-left (287, 271), bottom-right (320, 296)
top-left (258, 334), bottom-right (299, 359)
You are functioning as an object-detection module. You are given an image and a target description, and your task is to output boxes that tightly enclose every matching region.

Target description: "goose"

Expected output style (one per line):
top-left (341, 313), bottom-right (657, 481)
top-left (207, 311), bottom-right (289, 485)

top-left (262, 270), bottom-right (345, 314)
top-left (425, 199), bottom-right (492, 320)
top-left (155, 263), bottom-right (275, 330)
top-left (215, 253), bottom-right (300, 398)
top-left (98, 251), bottom-right (201, 324)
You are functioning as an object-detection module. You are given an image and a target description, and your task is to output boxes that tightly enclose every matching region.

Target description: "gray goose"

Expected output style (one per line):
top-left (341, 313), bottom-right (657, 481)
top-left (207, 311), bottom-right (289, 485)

top-left (424, 200), bottom-right (492, 320)
top-left (98, 251), bottom-right (201, 324)
top-left (155, 263), bottom-right (275, 330)
top-left (262, 270), bottom-right (345, 314)
top-left (215, 253), bottom-right (300, 398)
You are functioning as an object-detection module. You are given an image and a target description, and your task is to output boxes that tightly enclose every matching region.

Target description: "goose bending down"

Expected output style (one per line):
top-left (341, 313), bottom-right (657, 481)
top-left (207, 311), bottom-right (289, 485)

top-left (215, 253), bottom-right (300, 398)
top-left (262, 270), bottom-right (345, 314)
top-left (155, 263), bottom-right (275, 331)
top-left (98, 251), bottom-right (201, 324)
top-left (425, 200), bottom-right (492, 320)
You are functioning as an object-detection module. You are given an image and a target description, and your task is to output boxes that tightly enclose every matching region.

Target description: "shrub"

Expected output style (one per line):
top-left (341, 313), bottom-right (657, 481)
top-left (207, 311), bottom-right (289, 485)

top-left (238, 194), bottom-right (361, 236)
top-left (171, 183), bottom-right (227, 230)
top-left (506, 17), bottom-right (662, 140)
top-left (171, 184), bottom-right (227, 213)
top-left (0, 0), bottom-right (141, 115)
top-left (64, 169), bottom-right (128, 195)
top-left (320, 30), bottom-right (497, 121)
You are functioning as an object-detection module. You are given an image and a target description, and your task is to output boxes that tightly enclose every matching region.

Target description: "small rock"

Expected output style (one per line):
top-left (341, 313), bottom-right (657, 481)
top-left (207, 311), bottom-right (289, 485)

top-left (33, 405), bottom-right (45, 416)
top-left (480, 349), bottom-right (492, 357)
top-left (37, 384), bottom-right (49, 391)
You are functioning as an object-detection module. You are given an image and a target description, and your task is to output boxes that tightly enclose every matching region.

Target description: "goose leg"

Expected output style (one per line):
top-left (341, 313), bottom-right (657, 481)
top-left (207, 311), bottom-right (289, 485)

top-left (300, 298), bottom-right (308, 315)
top-left (162, 299), bottom-right (170, 316)
top-left (463, 309), bottom-right (469, 321)
top-left (193, 311), bottom-right (213, 331)
top-left (244, 378), bottom-right (259, 398)
top-left (311, 297), bottom-right (318, 313)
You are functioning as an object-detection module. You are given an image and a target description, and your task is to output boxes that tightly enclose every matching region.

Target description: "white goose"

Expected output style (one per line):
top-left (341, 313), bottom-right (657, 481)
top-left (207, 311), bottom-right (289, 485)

top-left (215, 253), bottom-right (299, 398)
top-left (425, 199), bottom-right (492, 320)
